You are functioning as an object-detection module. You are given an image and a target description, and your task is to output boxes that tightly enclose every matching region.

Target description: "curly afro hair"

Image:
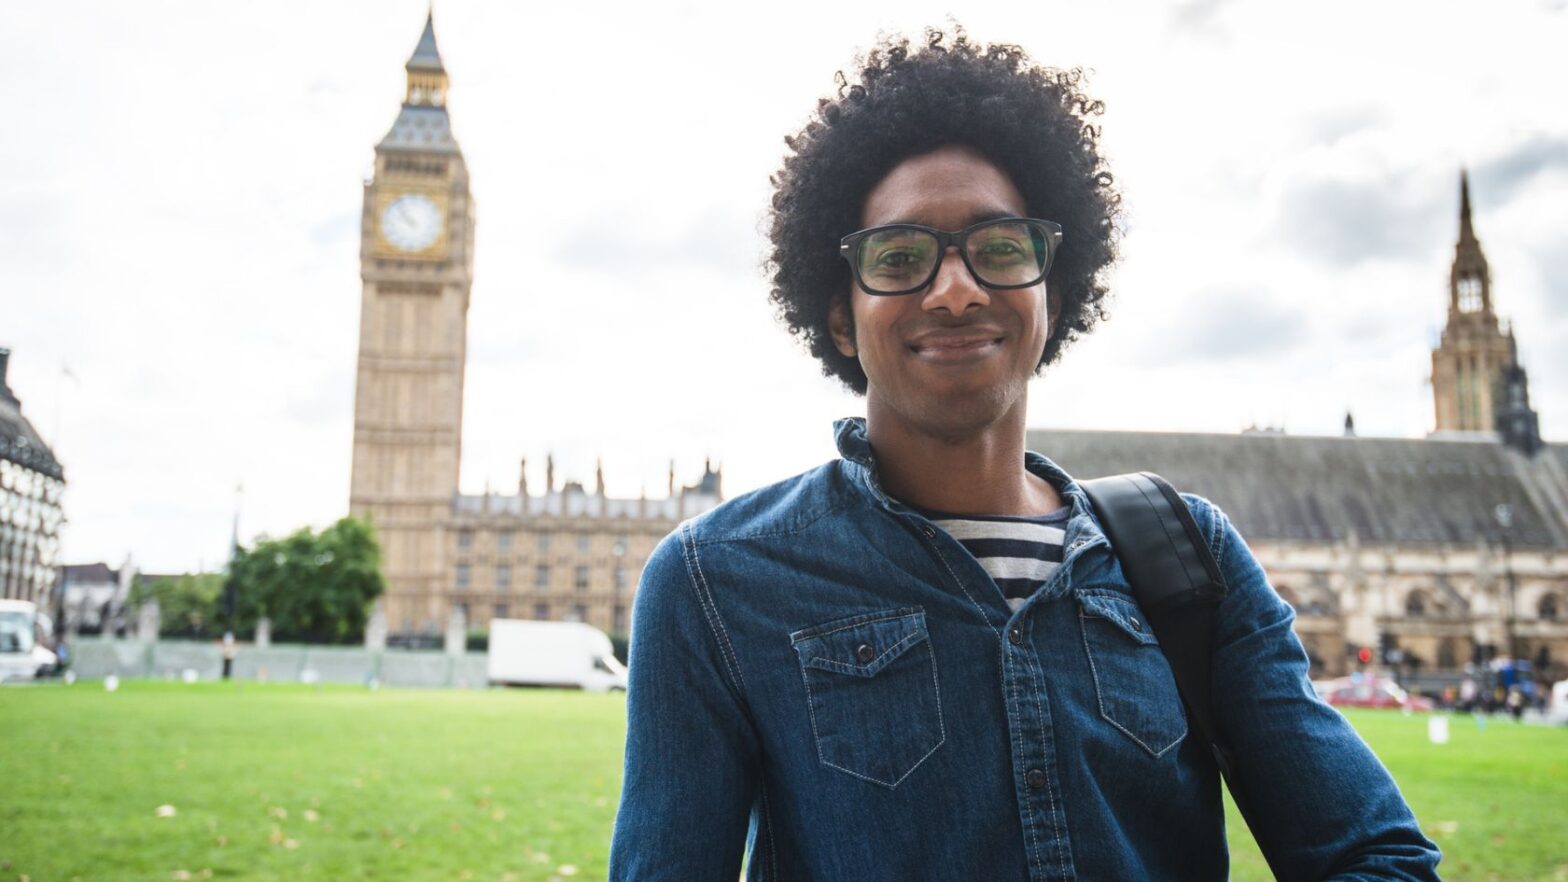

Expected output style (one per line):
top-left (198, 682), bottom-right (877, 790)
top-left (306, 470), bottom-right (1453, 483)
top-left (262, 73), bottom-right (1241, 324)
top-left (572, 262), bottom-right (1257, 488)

top-left (767, 27), bottom-right (1122, 395)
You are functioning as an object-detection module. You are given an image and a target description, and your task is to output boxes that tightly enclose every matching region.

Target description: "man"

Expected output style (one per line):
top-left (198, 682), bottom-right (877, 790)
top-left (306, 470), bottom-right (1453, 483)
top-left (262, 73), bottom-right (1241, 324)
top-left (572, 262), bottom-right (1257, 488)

top-left (610, 30), bottom-right (1440, 881)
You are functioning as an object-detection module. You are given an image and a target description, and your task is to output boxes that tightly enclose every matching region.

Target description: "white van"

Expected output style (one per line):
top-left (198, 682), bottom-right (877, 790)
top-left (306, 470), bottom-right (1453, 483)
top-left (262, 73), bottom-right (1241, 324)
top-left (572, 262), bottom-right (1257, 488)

top-left (0, 599), bottom-right (58, 683)
top-left (487, 619), bottom-right (627, 692)
top-left (1549, 680), bottom-right (1568, 726)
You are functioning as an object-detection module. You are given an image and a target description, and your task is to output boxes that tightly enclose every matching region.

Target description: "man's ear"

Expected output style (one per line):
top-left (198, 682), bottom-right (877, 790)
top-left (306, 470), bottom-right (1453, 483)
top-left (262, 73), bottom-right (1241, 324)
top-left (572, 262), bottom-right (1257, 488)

top-left (828, 298), bottom-right (857, 358)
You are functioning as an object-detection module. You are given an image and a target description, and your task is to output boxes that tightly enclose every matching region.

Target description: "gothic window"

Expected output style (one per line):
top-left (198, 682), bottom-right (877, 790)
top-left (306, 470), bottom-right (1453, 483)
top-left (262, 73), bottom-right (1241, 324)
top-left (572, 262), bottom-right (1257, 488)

top-left (454, 564), bottom-right (470, 591)
top-left (614, 567), bottom-right (628, 594)
top-left (537, 534), bottom-right (551, 553)
top-left (535, 565), bottom-right (550, 592)
top-left (613, 605), bottom-right (627, 632)
top-left (457, 529), bottom-right (473, 551)
top-left (494, 602), bottom-right (509, 620)
top-left (1457, 276), bottom-right (1482, 313)
top-left (575, 566), bottom-right (589, 591)
top-left (533, 602), bottom-right (549, 620)
top-left (576, 533), bottom-right (591, 553)
top-left (497, 531), bottom-right (513, 552)
top-left (1437, 639), bottom-right (1457, 669)
top-left (496, 565), bottom-right (511, 592)
top-left (1540, 594), bottom-right (1561, 622)
top-left (1405, 591), bottom-right (1427, 618)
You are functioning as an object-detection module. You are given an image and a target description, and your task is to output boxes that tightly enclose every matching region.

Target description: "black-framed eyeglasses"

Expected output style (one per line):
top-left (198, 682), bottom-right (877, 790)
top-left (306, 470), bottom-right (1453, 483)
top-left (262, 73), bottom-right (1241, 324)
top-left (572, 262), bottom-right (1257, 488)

top-left (840, 217), bottom-right (1064, 296)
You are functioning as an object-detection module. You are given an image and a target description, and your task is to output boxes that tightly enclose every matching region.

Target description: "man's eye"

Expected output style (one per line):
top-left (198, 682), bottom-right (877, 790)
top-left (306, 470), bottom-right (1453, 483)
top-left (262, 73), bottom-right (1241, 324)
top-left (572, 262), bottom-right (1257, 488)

top-left (870, 248), bottom-right (927, 271)
top-left (977, 239), bottom-right (1023, 256)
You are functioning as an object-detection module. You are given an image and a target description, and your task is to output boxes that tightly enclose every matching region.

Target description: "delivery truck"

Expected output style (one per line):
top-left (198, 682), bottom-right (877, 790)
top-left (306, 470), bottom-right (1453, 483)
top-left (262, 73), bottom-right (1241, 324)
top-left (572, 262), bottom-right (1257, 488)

top-left (0, 599), bottom-right (59, 683)
top-left (486, 619), bottom-right (627, 692)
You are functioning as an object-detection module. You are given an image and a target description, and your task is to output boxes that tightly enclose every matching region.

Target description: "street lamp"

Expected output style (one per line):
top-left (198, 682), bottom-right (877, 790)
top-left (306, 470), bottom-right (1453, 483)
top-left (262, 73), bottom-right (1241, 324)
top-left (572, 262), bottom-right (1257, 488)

top-left (1493, 503), bottom-right (1518, 661)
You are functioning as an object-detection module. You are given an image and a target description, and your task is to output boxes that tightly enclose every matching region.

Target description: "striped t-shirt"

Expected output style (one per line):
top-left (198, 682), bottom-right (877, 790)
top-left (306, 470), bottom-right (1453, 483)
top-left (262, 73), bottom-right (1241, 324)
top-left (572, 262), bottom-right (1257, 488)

top-left (917, 506), bottom-right (1071, 610)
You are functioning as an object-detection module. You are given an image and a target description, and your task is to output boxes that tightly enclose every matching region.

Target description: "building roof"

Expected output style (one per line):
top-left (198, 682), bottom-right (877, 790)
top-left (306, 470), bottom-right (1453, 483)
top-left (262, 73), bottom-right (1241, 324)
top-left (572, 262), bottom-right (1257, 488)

top-left (1026, 428), bottom-right (1568, 550)
top-left (406, 13), bottom-right (444, 72)
top-left (453, 485), bottom-right (722, 522)
top-left (377, 104), bottom-right (459, 154)
top-left (0, 349), bottom-right (64, 481)
top-left (60, 563), bottom-right (117, 585)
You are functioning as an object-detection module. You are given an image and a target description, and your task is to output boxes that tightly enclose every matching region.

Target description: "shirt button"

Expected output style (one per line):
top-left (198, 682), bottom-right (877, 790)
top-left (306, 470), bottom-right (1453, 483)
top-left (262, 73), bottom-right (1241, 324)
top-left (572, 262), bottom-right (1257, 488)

top-left (1008, 627), bottom-right (1024, 646)
top-left (1026, 768), bottom-right (1047, 790)
top-left (922, 525), bottom-right (936, 538)
top-left (1129, 617), bottom-right (1143, 632)
top-left (855, 644), bottom-right (875, 664)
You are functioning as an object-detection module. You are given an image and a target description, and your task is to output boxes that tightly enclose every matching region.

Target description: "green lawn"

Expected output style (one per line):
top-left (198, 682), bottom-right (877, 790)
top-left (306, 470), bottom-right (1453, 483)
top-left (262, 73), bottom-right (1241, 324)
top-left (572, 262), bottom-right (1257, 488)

top-left (0, 681), bottom-right (1563, 881)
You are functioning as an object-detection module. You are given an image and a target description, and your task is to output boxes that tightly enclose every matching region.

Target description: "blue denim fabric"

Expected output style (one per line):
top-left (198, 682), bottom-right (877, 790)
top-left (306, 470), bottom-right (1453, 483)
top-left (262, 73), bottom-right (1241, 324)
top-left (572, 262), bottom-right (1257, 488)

top-left (609, 418), bottom-right (1441, 881)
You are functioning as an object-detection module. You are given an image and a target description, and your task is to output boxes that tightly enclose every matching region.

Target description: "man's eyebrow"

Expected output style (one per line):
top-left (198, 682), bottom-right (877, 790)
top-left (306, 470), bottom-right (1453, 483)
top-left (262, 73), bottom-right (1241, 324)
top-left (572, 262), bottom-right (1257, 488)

top-left (875, 209), bottom-right (1022, 228)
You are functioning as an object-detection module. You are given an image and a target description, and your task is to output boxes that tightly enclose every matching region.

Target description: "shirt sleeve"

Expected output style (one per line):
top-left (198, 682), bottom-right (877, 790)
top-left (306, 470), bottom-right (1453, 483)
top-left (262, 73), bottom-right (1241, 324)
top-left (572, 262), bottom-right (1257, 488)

top-left (608, 525), bottom-right (760, 881)
top-left (1185, 495), bottom-right (1443, 882)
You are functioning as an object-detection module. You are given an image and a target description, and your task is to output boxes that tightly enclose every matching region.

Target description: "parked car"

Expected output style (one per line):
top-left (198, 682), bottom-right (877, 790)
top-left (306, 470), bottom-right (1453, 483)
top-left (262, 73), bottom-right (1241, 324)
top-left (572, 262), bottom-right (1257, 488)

top-left (1316, 676), bottom-right (1435, 712)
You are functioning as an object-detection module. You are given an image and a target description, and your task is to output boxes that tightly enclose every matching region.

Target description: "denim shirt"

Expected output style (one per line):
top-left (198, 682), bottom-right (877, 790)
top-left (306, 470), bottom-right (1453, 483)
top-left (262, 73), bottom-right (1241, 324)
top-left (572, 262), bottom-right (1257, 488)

top-left (609, 418), bottom-right (1440, 881)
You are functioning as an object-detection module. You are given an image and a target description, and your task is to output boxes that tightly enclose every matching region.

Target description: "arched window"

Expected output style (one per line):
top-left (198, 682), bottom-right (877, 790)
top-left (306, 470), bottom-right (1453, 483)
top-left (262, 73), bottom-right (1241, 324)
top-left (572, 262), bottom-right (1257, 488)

top-left (1539, 594), bottom-right (1561, 622)
top-left (1437, 639), bottom-right (1457, 669)
top-left (1405, 591), bottom-right (1427, 618)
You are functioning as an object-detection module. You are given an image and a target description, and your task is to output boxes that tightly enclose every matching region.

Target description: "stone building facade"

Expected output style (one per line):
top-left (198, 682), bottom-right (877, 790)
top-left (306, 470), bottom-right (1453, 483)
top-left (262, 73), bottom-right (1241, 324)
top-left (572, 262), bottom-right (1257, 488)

top-left (0, 348), bottom-right (66, 610)
top-left (348, 17), bottom-right (719, 640)
top-left (1027, 428), bottom-right (1568, 681)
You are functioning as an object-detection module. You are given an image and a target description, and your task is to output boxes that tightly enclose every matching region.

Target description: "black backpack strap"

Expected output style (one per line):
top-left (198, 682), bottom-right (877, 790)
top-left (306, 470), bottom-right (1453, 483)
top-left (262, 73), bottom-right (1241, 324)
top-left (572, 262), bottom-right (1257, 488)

top-left (1079, 472), bottom-right (1234, 778)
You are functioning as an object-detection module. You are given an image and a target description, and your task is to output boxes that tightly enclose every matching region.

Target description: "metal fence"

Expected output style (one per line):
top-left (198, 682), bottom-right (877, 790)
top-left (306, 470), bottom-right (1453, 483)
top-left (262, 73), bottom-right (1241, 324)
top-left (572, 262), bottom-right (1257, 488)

top-left (70, 639), bottom-right (490, 688)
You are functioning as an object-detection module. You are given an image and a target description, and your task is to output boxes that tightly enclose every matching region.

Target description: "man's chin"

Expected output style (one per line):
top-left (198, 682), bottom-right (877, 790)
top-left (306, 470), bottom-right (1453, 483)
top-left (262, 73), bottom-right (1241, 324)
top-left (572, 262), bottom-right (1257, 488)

top-left (876, 385), bottom-right (1023, 444)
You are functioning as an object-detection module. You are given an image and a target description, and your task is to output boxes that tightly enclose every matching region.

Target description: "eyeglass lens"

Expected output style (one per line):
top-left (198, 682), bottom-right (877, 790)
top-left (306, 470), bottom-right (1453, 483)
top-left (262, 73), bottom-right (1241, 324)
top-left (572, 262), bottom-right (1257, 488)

top-left (856, 221), bottom-right (1049, 292)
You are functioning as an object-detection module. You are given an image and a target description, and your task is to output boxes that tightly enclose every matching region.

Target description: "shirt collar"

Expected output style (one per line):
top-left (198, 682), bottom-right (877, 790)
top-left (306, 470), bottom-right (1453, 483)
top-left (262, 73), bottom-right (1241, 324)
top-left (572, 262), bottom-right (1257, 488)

top-left (832, 416), bottom-right (1107, 551)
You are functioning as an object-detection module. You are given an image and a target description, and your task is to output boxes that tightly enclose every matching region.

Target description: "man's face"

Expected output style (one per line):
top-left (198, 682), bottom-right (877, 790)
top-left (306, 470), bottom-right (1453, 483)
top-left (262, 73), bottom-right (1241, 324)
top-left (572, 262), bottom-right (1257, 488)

top-left (830, 146), bottom-right (1056, 441)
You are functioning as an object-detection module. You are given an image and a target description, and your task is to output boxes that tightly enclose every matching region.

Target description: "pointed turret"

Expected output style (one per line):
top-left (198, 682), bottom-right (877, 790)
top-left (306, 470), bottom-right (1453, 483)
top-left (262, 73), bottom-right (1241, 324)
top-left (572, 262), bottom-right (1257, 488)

top-left (1449, 168), bottom-right (1492, 318)
top-left (1458, 169), bottom-right (1477, 245)
top-left (1431, 171), bottom-right (1518, 434)
top-left (1495, 327), bottom-right (1543, 457)
top-left (407, 13), bottom-right (444, 72)
top-left (378, 12), bottom-right (458, 152)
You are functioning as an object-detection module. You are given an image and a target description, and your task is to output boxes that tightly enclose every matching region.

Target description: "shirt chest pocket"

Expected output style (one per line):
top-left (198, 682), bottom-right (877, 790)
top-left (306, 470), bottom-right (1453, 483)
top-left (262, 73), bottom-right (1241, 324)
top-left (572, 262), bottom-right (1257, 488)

top-left (1077, 592), bottom-right (1188, 758)
top-left (789, 607), bottom-right (945, 788)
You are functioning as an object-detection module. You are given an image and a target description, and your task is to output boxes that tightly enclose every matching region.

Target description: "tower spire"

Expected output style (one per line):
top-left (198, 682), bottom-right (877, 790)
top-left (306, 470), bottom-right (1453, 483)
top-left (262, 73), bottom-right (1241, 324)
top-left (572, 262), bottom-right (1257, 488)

top-left (407, 12), bottom-right (444, 72)
top-left (1458, 168), bottom-right (1476, 245)
top-left (399, 12), bottom-right (449, 109)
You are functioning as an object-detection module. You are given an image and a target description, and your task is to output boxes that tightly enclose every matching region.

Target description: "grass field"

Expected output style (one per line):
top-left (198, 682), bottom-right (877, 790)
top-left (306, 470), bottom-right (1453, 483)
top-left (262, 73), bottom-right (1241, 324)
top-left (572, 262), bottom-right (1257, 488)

top-left (0, 681), bottom-right (1563, 881)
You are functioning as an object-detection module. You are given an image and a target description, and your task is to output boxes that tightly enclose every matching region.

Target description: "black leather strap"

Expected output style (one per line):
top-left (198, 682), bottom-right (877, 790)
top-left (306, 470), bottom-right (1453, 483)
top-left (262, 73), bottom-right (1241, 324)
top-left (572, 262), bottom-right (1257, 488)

top-left (1080, 472), bottom-right (1233, 777)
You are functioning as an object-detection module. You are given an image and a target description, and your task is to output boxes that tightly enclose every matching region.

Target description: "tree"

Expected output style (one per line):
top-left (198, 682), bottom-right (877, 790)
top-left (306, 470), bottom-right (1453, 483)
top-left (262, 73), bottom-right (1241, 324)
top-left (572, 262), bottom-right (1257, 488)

top-left (129, 573), bottom-right (223, 639)
top-left (230, 516), bottom-right (385, 644)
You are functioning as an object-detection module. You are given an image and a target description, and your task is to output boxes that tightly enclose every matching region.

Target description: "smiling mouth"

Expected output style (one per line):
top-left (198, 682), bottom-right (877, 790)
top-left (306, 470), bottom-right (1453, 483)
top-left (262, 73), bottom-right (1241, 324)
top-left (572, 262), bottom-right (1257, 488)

top-left (909, 335), bottom-right (1005, 362)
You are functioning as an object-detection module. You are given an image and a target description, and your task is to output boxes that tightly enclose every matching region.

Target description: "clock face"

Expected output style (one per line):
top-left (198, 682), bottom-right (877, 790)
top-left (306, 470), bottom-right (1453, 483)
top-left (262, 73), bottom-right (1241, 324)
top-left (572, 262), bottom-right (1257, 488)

top-left (380, 193), bottom-right (443, 252)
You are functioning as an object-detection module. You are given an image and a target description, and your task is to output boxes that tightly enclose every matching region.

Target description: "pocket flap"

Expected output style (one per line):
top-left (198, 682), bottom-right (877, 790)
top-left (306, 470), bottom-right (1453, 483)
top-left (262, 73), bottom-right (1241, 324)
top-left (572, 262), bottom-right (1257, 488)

top-left (790, 608), bottom-right (928, 678)
top-left (1077, 593), bottom-right (1159, 647)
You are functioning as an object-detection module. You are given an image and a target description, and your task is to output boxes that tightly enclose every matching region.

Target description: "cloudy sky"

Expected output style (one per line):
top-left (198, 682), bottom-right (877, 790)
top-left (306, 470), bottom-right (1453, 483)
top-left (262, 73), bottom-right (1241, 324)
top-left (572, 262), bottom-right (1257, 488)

top-left (4, 0), bottom-right (1566, 573)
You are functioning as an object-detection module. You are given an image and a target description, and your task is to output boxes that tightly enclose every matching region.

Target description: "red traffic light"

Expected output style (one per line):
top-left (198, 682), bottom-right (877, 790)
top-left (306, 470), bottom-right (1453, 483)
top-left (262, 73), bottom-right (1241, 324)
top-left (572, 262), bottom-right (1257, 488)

top-left (1357, 647), bottom-right (1373, 664)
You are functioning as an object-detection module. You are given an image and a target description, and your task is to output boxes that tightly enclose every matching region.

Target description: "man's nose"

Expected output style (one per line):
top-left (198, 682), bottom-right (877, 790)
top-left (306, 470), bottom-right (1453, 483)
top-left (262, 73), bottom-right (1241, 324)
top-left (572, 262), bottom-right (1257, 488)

top-left (921, 246), bottom-right (989, 314)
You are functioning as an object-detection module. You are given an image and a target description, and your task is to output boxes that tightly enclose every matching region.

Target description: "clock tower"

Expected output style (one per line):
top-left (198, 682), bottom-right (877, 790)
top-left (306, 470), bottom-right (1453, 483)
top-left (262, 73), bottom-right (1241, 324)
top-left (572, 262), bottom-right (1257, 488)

top-left (350, 13), bottom-right (474, 635)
